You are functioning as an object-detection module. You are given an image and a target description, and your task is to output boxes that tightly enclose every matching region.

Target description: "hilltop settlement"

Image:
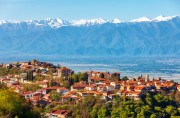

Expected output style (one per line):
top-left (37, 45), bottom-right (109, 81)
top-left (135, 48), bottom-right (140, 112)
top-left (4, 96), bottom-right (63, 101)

top-left (0, 60), bottom-right (180, 118)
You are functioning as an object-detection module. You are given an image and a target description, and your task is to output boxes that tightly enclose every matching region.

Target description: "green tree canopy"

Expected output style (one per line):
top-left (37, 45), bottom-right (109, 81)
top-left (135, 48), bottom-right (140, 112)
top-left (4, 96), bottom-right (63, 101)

top-left (0, 89), bottom-right (40, 118)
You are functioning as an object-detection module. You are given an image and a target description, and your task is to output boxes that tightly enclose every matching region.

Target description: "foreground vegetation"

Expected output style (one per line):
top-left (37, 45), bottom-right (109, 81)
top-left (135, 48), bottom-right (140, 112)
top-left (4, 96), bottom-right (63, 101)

top-left (45, 92), bottom-right (180, 118)
top-left (0, 83), bottom-right (41, 118)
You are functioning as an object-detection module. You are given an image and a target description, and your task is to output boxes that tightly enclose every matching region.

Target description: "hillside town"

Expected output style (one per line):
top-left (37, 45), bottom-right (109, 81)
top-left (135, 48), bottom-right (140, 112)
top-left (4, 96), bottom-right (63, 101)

top-left (0, 60), bottom-right (180, 118)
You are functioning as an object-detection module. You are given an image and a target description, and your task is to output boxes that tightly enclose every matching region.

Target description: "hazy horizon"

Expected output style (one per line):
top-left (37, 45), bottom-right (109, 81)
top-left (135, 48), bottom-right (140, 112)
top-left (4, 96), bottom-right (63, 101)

top-left (0, 0), bottom-right (180, 21)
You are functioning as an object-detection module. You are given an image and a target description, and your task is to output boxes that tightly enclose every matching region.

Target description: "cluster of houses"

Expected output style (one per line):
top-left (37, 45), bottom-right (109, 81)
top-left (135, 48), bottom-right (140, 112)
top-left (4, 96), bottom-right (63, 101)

top-left (0, 60), bottom-right (180, 118)
top-left (0, 60), bottom-right (73, 82)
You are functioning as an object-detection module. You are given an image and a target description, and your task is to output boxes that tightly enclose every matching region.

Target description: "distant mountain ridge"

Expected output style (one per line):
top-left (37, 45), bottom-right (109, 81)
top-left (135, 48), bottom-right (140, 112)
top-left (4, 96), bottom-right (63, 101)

top-left (0, 15), bottom-right (178, 28)
top-left (0, 15), bottom-right (180, 56)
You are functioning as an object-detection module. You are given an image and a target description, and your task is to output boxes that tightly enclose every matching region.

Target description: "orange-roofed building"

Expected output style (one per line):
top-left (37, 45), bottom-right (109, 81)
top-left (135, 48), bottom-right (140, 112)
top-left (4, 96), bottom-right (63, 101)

top-left (57, 67), bottom-right (72, 77)
top-left (134, 85), bottom-right (147, 92)
top-left (120, 85), bottom-right (134, 91)
top-left (61, 94), bottom-right (80, 103)
top-left (88, 71), bottom-right (111, 79)
top-left (50, 109), bottom-right (70, 118)
top-left (77, 91), bottom-right (94, 97)
top-left (21, 91), bottom-right (34, 99)
top-left (120, 91), bottom-right (142, 100)
top-left (85, 85), bottom-right (96, 91)
top-left (97, 85), bottom-right (107, 92)
top-left (71, 83), bottom-right (87, 91)
top-left (110, 81), bottom-right (120, 89)
top-left (126, 80), bottom-right (138, 85)
top-left (30, 96), bottom-right (41, 106)
top-left (57, 87), bottom-right (70, 94)
top-left (88, 77), bottom-right (106, 83)
top-left (37, 86), bottom-right (63, 95)
top-left (177, 85), bottom-right (180, 91)
top-left (155, 81), bottom-right (176, 91)
top-left (126, 91), bottom-right (142, 100)
top-left (37, 81), bottom-right (48, 88)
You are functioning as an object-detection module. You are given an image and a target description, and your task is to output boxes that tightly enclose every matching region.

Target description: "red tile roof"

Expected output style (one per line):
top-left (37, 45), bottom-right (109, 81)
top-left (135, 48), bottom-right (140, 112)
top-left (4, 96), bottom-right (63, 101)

top-left (134, 85), bottom-right (146, 90)
top-left (52, 110), bottom-right (70, 115)
top-left (72, 83), bottom-right (87, 88)
top-left (90, 77), bottom-right (106, 81)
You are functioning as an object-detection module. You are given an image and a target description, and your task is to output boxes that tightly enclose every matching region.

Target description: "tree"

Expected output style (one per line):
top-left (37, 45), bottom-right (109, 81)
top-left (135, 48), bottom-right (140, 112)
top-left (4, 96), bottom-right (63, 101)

top-left (62, 80), bottom-right (70, 89)
top-left (153, 93), bottom-right (171, 108)
top-left (154, 106), bottom-right (166, 117)
top-left (98, 105), bottom-right (108, 118)
top-left (0, 67), bottom-right (8, 76)
top-left (82, 95), bottom-right (96, 112)
top-left (111, 108), bottom-right (120, 118)
top-left (169, 91), bottom-right (175, 100)
top-left (47, 68), bottom-right (56, 75)
top-left (90, 104), bottom-right (99, 118)
top-left (27, 71), bottom-right (34, 81)
top-left (34, 75), bottom-right (44, 81)
top-left (120, 110), bottom-right (129, 118)
top-left (0, 83), bottom-right (7, 89)
top-left (99, 73), bottom-right (105, 78)
top-left (113, 95), bottom-right (122, 107)
top-left (50, 90), bottom-right (61, 101)
top-left (145, 93), bottom-right (153, 106)
top-left (121, 76), bottom-right (129, 81)
top-left (71, 74), bottom-right (78, 82)
top-left (9, 67), bottom-right (22, 75)
top-left (111, 73), bottom-right (120, 81)
top-left (77, 72), bottom-right (88, 81)
top-left (142, 105), bottom-right (153, 117)
top-left (165, 105), bottom-right (178, 116)
top-left (150, 113), bottom-right (157, 118)
top-left (0, 89), bottom-right (40, 118)
top-left (23, 84), bottom-right (41, 92)
top-left (81, 72), bottom-right (88, 81)
top-left (175, 91), bottom-right (180, 103)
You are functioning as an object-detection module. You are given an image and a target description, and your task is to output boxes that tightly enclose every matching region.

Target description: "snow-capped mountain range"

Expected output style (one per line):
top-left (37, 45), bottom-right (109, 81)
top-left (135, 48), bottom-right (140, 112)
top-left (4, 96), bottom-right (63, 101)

top-left (0, 15), bottom-right (180, 56)
top-left (0, 15), bottom-right (178, 28)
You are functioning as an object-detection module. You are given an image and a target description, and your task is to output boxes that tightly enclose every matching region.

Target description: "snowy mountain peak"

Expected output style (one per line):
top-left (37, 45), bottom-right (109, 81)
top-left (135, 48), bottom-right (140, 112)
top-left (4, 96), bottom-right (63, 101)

top-left (38, 18), bottom-right (70, 28)
top-left (153, 15), bottom-right (174, 22)
top-left (111, 18), bottom-right (122, 23)
top-left (0, 20), bottom-right (7, 25)
top-left (131, 17), bottom-right (151, 22)
top-left (71, 18), bottom-right (107, 26)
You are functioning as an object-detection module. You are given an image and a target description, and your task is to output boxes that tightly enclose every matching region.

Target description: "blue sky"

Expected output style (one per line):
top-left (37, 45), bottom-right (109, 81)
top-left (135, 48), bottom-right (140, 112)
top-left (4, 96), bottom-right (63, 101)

top-left (0, 0), bottom-right (180, 21)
